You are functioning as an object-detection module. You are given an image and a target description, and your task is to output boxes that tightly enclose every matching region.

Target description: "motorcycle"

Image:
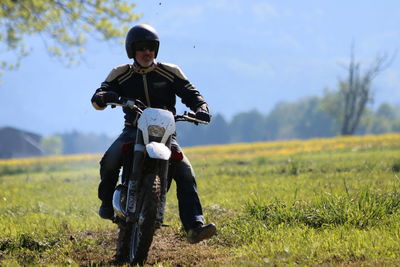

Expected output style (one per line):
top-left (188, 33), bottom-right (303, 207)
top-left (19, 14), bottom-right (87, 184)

top-left (106, 99), bottom-right (207, 265)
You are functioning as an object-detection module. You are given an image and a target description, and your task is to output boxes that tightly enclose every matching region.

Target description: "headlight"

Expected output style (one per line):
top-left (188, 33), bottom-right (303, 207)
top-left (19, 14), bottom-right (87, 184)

top-left (148, 125), bottom-right (166, 137)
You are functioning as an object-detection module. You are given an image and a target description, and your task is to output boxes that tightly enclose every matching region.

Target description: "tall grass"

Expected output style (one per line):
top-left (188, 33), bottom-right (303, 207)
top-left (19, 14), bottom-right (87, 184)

top-left (245, 189), bottom-right (400, 229)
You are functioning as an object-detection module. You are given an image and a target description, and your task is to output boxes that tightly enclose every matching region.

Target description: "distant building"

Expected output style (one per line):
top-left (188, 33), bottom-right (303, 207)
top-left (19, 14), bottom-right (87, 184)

top-left (0, 127), bottom-right (43, 158)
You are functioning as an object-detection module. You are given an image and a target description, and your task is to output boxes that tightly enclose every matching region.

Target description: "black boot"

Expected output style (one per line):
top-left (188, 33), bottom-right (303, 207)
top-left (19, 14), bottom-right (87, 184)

top-left (98, 201), bottom-right (114, 219)
top-left (187, 223), bottom-right (217, 244)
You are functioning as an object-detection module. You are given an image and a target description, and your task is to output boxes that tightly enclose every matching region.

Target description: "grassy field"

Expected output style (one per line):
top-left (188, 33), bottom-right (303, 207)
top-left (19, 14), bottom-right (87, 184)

top-left (0, 133), bottom-right (400, 266)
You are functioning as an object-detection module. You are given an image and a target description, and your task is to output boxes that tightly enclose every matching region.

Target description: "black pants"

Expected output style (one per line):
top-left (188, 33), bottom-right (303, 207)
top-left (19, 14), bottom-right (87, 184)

top-left (98, 127), bottom-right (204, 231)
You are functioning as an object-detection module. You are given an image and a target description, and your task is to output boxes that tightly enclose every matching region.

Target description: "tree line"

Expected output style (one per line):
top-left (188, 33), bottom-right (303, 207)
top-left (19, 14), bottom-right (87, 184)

top-left (41, 98), bottom-right (399, 155)
top-left (177, 99), bottom-right (400, 147)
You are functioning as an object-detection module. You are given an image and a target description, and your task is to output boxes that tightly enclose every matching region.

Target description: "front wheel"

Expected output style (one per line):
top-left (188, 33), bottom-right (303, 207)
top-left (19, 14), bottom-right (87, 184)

top-left (128, 172), bottom-right (161, 265)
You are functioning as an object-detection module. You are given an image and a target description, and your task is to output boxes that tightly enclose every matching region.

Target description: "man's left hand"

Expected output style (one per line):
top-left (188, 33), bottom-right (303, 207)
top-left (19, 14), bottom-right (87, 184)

top-left (195, 110), bottom-right (211, 122)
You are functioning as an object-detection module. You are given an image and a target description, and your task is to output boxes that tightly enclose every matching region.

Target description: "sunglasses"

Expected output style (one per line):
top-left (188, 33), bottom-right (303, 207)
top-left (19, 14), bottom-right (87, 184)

top-left (135, 42), bottom-right (157, 52)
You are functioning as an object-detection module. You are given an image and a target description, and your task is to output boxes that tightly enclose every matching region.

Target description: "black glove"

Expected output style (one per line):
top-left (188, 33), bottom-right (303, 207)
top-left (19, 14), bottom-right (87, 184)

top-left (102, 91), bottom-right (119, 104)
top-left (94, 91), bottom-right (119, 107)
top-left (195, 104), bottom-right (211, 122)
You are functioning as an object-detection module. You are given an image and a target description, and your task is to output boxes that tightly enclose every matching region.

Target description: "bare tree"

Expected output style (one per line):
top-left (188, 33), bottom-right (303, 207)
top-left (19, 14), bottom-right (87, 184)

top-left (339, 46), bottom-right (393, 135)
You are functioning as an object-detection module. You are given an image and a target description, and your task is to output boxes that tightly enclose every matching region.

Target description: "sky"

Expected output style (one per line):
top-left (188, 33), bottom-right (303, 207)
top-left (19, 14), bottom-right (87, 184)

top-left (1, 0), bottom-right (400, 137)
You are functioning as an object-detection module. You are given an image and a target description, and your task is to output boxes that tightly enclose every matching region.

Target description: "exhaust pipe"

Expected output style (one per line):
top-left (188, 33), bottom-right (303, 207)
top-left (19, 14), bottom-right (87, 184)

top-left (113, 184), bottom-right (128, 219)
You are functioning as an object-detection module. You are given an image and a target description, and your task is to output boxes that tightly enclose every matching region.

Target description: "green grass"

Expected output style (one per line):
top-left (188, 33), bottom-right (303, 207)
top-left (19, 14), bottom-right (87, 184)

top-left (245, 189), bottom-right (400, 229)
top-left (0, 169), bottom-right (117, 265)
top-left (1, 134), bottom-right (400, 265)
top-left (188, 142), bottom-right (400, 265)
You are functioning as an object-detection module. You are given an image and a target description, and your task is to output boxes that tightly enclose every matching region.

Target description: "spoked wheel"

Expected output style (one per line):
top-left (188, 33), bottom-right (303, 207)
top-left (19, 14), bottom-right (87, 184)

top-left (128, 173), bottom-right (160, 265)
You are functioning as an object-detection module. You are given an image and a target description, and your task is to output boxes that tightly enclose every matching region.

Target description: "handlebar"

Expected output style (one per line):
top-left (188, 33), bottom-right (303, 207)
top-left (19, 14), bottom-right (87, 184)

top-left (175, 112), bottom-right (208, 125)
top-left (106, 99), bottom-right (208, 125)
top-left (107, 100), bottom-right (142, 113)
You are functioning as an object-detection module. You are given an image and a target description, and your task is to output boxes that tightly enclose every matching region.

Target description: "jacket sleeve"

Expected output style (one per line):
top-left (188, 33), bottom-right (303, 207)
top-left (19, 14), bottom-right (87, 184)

top-left (160, 63), bottom-right (208, 112)
top-left (91, 64), bottom-right (130, 110)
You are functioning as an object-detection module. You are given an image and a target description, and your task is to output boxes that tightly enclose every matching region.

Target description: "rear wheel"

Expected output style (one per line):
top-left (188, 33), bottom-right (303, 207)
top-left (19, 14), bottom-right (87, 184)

top-left (128, 172), bottom-right (161, 265)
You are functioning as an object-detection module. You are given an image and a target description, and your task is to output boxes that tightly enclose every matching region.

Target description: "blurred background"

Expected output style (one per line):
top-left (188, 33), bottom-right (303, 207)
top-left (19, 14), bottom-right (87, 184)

top-left (0, 0), bottom-right (399, 157)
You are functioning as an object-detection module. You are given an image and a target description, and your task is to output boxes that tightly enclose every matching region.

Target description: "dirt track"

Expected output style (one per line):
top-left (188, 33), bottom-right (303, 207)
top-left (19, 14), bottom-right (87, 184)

top-left (146, 229), bottom-right (227, 266)
top-left (75, 228), bottom-right (228, 266)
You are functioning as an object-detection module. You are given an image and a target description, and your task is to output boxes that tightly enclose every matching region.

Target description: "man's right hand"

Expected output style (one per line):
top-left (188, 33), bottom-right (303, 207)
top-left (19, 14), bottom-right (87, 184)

top-left (94, 91), bottom-right (120, 107)
top-left (101, 91), bottom-right (120, 104)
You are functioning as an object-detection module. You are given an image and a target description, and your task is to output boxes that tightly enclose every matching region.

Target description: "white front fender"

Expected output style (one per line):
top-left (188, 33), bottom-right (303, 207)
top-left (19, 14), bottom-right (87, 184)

top-left (146, 142), bottom-right (171, 160)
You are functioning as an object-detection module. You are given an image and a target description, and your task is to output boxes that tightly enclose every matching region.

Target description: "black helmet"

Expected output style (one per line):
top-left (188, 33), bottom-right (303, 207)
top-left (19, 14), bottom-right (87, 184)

top-left (125, 24), bottom-right (160, 59)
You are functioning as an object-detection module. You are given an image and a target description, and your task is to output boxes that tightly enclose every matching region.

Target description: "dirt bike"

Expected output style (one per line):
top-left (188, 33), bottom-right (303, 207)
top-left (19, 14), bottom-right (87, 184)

top-left (106, 99), bottom-right (207, 265)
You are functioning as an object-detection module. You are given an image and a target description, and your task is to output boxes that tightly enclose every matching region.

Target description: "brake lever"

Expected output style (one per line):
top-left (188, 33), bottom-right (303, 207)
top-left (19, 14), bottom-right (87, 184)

top-left (178, 113), bottom-right (208, 125)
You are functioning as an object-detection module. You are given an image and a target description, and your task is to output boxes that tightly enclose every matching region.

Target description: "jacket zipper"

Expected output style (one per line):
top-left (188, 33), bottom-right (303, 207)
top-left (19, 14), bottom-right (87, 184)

top-left (142, 74), bottom-right (151, 107)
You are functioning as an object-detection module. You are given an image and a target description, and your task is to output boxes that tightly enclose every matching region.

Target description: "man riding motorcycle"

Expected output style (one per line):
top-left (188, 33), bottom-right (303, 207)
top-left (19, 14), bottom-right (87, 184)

top-left (91, 24), bottom-right (216, 246)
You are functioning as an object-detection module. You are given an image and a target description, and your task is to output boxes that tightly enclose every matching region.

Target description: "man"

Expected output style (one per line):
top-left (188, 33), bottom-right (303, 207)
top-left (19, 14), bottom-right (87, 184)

top-left (91, 24), bottom-right (216, 244)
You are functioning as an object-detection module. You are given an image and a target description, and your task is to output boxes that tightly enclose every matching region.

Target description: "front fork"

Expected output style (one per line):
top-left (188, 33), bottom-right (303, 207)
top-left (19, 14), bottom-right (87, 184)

top-left (156, 157), bottom-right (169, 224)
top-left (125, 130), bottom-right (170, 223)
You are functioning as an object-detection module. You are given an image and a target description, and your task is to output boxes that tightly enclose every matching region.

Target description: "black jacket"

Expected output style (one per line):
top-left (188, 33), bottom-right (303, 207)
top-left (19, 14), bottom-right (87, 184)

top-left (91, 62), bottom-right (207, 126)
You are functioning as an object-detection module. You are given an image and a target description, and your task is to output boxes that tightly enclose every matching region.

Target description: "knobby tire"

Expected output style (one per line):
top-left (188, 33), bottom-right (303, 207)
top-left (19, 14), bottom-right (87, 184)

top-left (128, 172), bottom-right (161, 265)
